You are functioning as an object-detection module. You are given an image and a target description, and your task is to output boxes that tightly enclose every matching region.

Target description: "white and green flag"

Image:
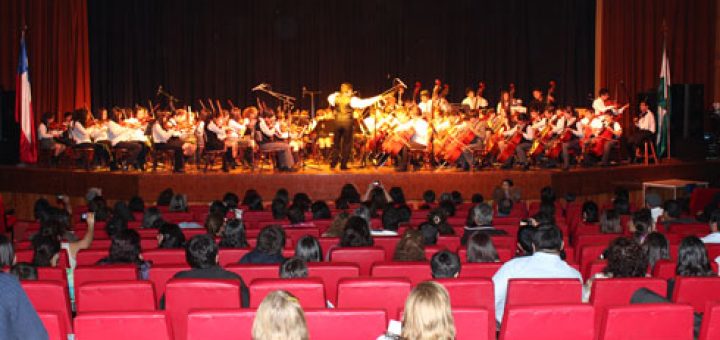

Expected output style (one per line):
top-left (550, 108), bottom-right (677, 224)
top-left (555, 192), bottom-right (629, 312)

top-left (656, 43), bottom-right (671, 156)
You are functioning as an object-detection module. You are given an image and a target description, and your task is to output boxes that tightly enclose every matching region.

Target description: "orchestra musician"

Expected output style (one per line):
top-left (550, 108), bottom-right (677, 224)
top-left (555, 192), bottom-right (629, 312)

top-left (38, 112), bottom-right (67, 163)
top-left (107, 109), bottom-right (146, 170)
top-left (255, 111), bottom-right (297, 171)
top-left (327, 82), bottom-right (382, 170)
top-left (528, 88), bottom-right (546, 114)
top-left (593, 88), bottom-right (628, 116)
top-left (583, 110), bottom-right (623, 167)
top-left (152, 113), bottom-right (186, 173)
top-left (500, 113), bottom-right (534, 170)
top-left (553, 107), bottom-right (585, 171)
top-left (461, 88), bottom-right (488, 110)
top-left (396, 106), bottom-right (430, 172)
top-left (625, 101), bottom-right (656, 163)
top-left (205, 113), bottom-right (234, 172)
top-left (70, 108), bottom-right (114, 169)
top-left (496, 91), bottom-right (512, 120)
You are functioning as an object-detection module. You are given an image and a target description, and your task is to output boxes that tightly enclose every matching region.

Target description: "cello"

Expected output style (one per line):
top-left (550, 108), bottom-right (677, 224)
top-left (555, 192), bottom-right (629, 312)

top-left (496, 119), bottom-right (526, 164)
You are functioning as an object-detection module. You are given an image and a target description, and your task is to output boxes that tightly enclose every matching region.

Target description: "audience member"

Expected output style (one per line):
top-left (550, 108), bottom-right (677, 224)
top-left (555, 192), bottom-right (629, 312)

top-left (10, 263), bottom-right (38, 281)
top-left (252, 290), bottom-right (308, 340)
top-left (141, 207), bottom-right (164, 229)
top-left (466, 232), bottom-right (499, 263)
top-left (581, 201), bottom-right (599, 224)
top-left (667, 236), bottom-right (715, 298)
top-left (240, 225), bottom-right (286, 264)
top-left (660, 199), bottom-right (694, 231)
top-left (516, 225), bottom-right (535, 257)
top-left (0, 234), bottom-right (14, 267)
top-left (430, 250), bottom-right (461, 278)
top-left (393, 229), bottom-right (426, 262)
top-left (391, 281), bottom-right (455, 340)
top-left (156, 188), bottom-right (174, 206)
top-left (493, 179), bottom-right (521, 203)
top-left (223, 192), bottom-right (240, 210)
top-left (462, 203), bottom-right (507, 244)
top-left (168, 193), bottom-right (188, 212)
top-left (311, 201), bottom-right (332, 220)
top-left (428, 208), bottom-right (454, 235)
top-left (419, 190), bottom-right (436, 210)
top-left (644, 192), bottom-right (664, 223)
top-left (420, 222), bottom-right (439, 246)
top-left (629, 209), bottom-right (654, 243)
top-left (295, 236), bottom-right (322, 262)
top-left (97, 229), bottom-right (151, 279)
top-left (271, 199), bottom-right (288, 220)
top-left (701, 209), bottom-right (720, 243)
top-left (322, 212), bottom-right (350, 238)
top-left (219, 219), bottom-right (249, 248)
top-left (157, 223), bottom-right (186, 248)
top-left (0, 273), bottom-right (48, 339)
top-left (599, 209), bottom-right (622, 234)
top-left (280, 257), bottom-right (309, 279)
top-left (642, 232), bottom-right (670, 271)
top-left (204, 213), bottom-right (225, 236)
top-left (339, 216), bottom-right (374, 247)
top-left (496, 198), bottom-right (513, 217)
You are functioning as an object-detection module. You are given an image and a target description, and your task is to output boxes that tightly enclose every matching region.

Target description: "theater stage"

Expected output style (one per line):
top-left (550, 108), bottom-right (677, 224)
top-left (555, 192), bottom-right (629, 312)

top-left (1, 159), bottom-right (718, 215)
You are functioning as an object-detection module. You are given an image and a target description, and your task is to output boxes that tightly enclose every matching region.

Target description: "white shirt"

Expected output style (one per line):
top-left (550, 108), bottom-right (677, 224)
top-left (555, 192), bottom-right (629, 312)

top-left (37, 123), bottom-right (55, 140)
top-left (71, 121), bottom-right (93, 144)
top-left (152, 122), bottom-right (177, 143)
top-left (636, 110), bottom-right (656, 133)
top-left (207, 120), bottom-right (227, 141)
top-left (461, 97), bottom-right (488, 110)
top-left (410, 118), bottom-right (430, 146)
top-left (593, 97), bottom-right (627, 116)
top-left (107, 121), bottom-right (132, 146)
top-left (492, 252), bottom-right (582, 322)
top-left (503, 125), bottom-right (534, 141)
top-left (327, 93), bottom-right (381, 109)
top-left (418, 101), bottom-right (432, 114)
top-left (701, 233), bottom-right (720, 244)
top-left (228, 119), bottom-right (246, 139)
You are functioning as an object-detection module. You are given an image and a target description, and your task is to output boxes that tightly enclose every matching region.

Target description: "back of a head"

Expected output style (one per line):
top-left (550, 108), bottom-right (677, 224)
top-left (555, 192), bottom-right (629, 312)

top-left (340, 183), bottom-right (360, 203)
top-left (186, 234), bottom-right (219, 269)
top-left (310, 201), bottom-right (331, 220)
top-left (389, 187), bottom-right (406, 204)
top-left (10, 262), bottom-right (38, 281)
top-left (613, 198), bottom-right (631, 215)
top-left (420, 223), bottom-right (439, 246)
top-left (451, 191), bottom-right (462, 205)
top-left (223, 192), bottom-right (240, 209)
top-left (402, 281), bottom-right (455, 340)
top-left (352, 206), bottom-right (371, 227)
top-left (113, 201), bottom-right (134, 221)
top-left (157, 188), bottom-right (174, 206)
top-left (471, 193), bottom-right (484, 204)
top-left (423, 190), bottom-right (436, 204)
top-left (169, 194), bottom-right (188, 212)
top-left (497, 198), bottom-right (513, 216)
top-left (632, 209), bottom-right (653, 239)
top-left (292, 193), bottom-right (312, 212)
top-left (287, 205), bottom-right (305, 224)
top-left (108, 229), bottom-right (141, 263)
top-left (382, 206), bottom-right (402, 231)
top-left (430, 250), bottom-right (461, 278)
top-left (209, 200), bottom-right (229, 216)
top-left (105, 216), bottom-right (129, 238)
top-left (252, 290), bottom-right (308, 340)
top-left (538, 201), bottom-right (556, 218)
top-left (472, 203), bottom-right (493, 227)
top-left (540, 186), bottom-right (556, 204)
top-left (393, 229), bottom-right (425, 262)
top-left (32, 236), bottom-right (60, 267)
top-left (516, 225), bottom-right (535, 256)
top-left (642, 232), bottom-right (669, 269)
top-left (467, 232), bottom-right (499, 263)
top-left (142, 207), bottom-right (163, 229)
top-left (158, 223), bottom-right (186, 249)
top-left (531, 225), bottom-right (563, 252)
top-left (220, 219), bottom-right (248, 248)
top-left (600, 209), bottom-right (622, 234)
top-left (204, 213), bottom-right (225, 236)
top-left (438, 200), bottom-right (455, 217)
top-left (272, 199), bottom-right (288, 220)
top-left (676, 236), bottom-right (713, 277)
top-left (274, 189), bottom-right (290, 205)
top-left (279, 257), bottom-right (309, 279)
top-left (257, 226), bottom-right (286, 255)
top-left (582, 201), bottom-right (599, 223)
top-left (0, 234), bottom-right (14, 267)
top-left (604, 237), bottom-right (647, 277)
top-left (294, 236), bottom-right (322, 262)
top-left (664, 199), bottom-right (682, 218)
top-left (340, 217), bottom-right (373, 247)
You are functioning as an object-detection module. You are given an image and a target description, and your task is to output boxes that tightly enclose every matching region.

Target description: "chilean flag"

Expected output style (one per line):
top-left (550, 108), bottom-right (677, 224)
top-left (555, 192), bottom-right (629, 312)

top-left (15, 33), bottom-right (37, 164)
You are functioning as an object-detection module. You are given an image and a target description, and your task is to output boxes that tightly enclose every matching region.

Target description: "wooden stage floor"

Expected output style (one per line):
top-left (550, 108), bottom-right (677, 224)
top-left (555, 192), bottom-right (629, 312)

top-left (1, 160), bottom-right (718, 206)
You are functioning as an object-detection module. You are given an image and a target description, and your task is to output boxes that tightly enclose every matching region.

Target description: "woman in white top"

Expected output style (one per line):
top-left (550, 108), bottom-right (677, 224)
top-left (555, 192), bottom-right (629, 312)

top-left (37, 112), bottom-right (66, 159)
top-left (152, 114), bottom-right (185, 173)
top-left (71, 108), bottom-right (113, 167)
top-left (227, 109), bottom-right (246, 166)
top-left (108, 110), bottom-right (146, 170)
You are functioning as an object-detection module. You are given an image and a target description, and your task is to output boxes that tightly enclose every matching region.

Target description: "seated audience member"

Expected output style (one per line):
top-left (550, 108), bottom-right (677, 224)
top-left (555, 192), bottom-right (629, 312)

top-left (584, 237), bottom-right (648, 301)
top-left (471, 193), bottom-right (484, 204)
top-left (419, 190), bottom-right (436, 210)
top-left (295, 236), bottom-right (322, 262)
top-left (97, 229), bottom-right (151, 280)
top-left (613, 198), bottom-right (632, 216)
top-left (157, 223), bottom-right (186, 249)
top-left (339, 216), bottom-right (374, 247)
top-left (170, 234), bottom-right (249, 308)
top-left (128, 196), bottom-right (145, 213)
top-left (33, 212), bottom-right (96, 270)
top-left (438, 200), bottom-right (456, 218)
top-left (334, 197), bottom-right (350, 210)
top-left (642, 232), bottom-right (670, 271)
top-left (628, 209), bottom-right (654, 243)
top-left (515, 225), bottom-right (535, 257)
top-left (219, 219), bottom-right (249, 248)
top-left (420, 223), bottom-right (439, 246)
top-left (0, 272), bottom-right (49, 339)
top-left (292, 193), bottom-right (312, 212)
top-left (393, 229), bottom-right (426, 262)
top-left (88, 196), bottom-right (111, 222)
top-left (430, 250), bottom-right (461, 279)
top-left (104, 215), bottom-right (128, 238)
top-left (168, 194), bottom-right (188, 212)
top-left (492, 225), bottom-right (581, 322)
top-left (599, 209), bottom-right (623, 234)
top-left (10, 263), bottom-right (38, 281)
top-left (338, 183), bottom-right (362, 205)
top-left (539, 186), bottom-right (556, 205)
top-left (537, 201), bottom-right (556, 219)
top-left (667, 236), bottom-right (715, 299)
top-left (396, 204), bottom-right (412, 223)
top-left (353, 205), bottom-right (372, 227)
top-left (493, 179), bottom-right (522, 203)
top-left (450, 191), bottom-right (463, 206)
top-left (252, 290), bottom-right (308, 340)
top-left (240, 225), bottom-right (286, 264)
top-left (428, 208), bottom-right (454, 235)
top-left (280, 257), bottom-right (309, 279)
top-left (204, 213), bottom-right (225, 237)
top-left (389, 187), bottom-right (407, 206)
top-left (462, 203), bottom-right (507, 245)
top-left (660, 199), bottom-right (694, 231)
top-left (272, 198), bottom-right (288, 220)
top-left (32, 236), bottom-right (61, 267)
top-left (581, 201), bottom-right (599, 224)
top-left (0, 235), bottom-right (14, 267)
top-left (381, 281), bottom-right (455, 340)
top-left (322, 212), bottom-right (350, 238)
top-left (156, 188), bottom-right (174, 207)
top-left (113, 201), bottom-right (135, 222)
top-left (274, 189), bottom-right (290, 205)
top-left (286, 205), bottom-right (313, 228)
top-left (466, 232), bottom-right (500, 263)
top-left (142, 207), bottom-right (164, 229)
top-left (375, 206), bottom-right (401, 236)
top-left (223, 192), bottom-right (240, 211)
top-left (244, 191), bottom-right (264, 211)
top-left (209, 200), bottom-right (229, 217)
top-left (310, 201), bottom-right (332, 220)
top-left (644, 192), bottom-right (664, 223)
top-left (701, 209), bottom-right (720, 243)
top-left (530, 211), bottom-right (555, 227)
top-left (496, 198), bottom-right (513, 217)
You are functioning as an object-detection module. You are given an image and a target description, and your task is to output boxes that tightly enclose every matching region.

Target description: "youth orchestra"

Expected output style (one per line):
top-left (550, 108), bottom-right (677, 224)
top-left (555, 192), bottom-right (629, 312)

top-left (36, 80), bottom-right (657, 173)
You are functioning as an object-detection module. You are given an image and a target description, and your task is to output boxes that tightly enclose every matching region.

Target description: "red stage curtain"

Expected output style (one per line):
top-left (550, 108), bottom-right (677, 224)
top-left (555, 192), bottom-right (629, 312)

top-left (0, 0), bottom-right (90, 117)
top-left (600, 0), bottom-right (717, 130)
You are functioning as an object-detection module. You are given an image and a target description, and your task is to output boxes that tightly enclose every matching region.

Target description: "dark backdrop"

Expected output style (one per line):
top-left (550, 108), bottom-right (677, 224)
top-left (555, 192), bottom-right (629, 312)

top-left (88, 0), bottom-right (595, 111)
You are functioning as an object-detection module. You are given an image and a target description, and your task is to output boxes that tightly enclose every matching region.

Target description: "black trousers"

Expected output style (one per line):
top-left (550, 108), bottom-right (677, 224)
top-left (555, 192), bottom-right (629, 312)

top-left (625, 130), bottom-right (655, 160)
top-left (331, 120), bottom-right (353, 166)
top-left (75, 142), bottom-right (111, 165)
top-left (154, 138), bottom-right (185, 171)
top-left (114, 141), bottom-right (143, 165)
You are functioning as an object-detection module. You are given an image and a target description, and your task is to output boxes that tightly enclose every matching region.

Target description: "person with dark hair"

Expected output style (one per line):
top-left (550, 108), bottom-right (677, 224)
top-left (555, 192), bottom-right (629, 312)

top-left (629, 208), bottom-right (654, 243)
top-left (660, 199), bottom-right (694, 231)
top-left (667, 236), bottom-right (715, 299)
top-left (242, 189), bottom-right (260, 206)
top-left (240, 225), bottom-right (286, 264)
top-left (254, 111), bottom-right (297, 172)
top-left (32, 235), bottom-right (61, 267)
top-left (204, 213), bottom-right (225, 237)
top-left (168, 194), bottom-right (188, 213)
top-left (419, 190), bottom-right (436, 210)
top-left (223, 192), bottom-right (240, 210)
top-left (397, 204), bottom-right (412, 223)
top-left (493, 225), bottom-right (581, 323)
top-left (33, 198), bottom-right (51, 222)
top-left (450, 191), bottom-right (463, 206)
top-left (157, 223), bottom-right (186, 248)
top-left (104, 215), bottom-right (128, 238)
top-left (378, 206), bottom-right (401, 234)
top-left (531, 211), bottom-right (555, 227)
top-left (10, 262), bottom-right (38, 281)
top-left (286, 205), bottom-right (312, 227)
top-left (311, 201), bottom-right (332, 220)
top-left (97, 229), bottom-right (151, 279)
top-left (462, 203), bottom-right (507, 245)
top-left (34, 212), bottom-right (96, 270)
top-left (701, 209), bottom-right (720, 243)
top-left (169, 234), bottom-right (249, 308)
top-left (581, 201), bottom-right (599, 224)
top-left (208, 200), bottom-right (228, 217)
top-left (113, 201), bottom-right (135, 222)
top-left (600, 209), bottom-right (622, 234)
top-left (420, 222), bottom-right (439, 246)
top-left (430, 250), bottom-right (461, 278)
top-left (626, 101), bottom-right (656, 163)
top-left (352, 206), bottom-right (372, 228)
top-left (584, 237), bottom-right (648, 301)
top-left (497, 198), bottom-right (513, 217)
top-left (334, 197), bottom-right (350, 210)
top-left (156, 188), bottom-right (174, 207)
top-left (152, 113), bottom-right (186, 172)
top-left (88, 196), bottom-right (110, 222)
top-left (0, 235), bottom-right (14, 267)
top-left (295, 236), bottom-right (322, 262)
top-left (219, 219), bottom-right (249, 248)
top-left (323, 212), bottom-right (350, 238)
top-left (393, 229), bottom-right (425, 262)
top-left (613, 198), bottom-right (631, 216)
top-left (471, 193), bottom-right (484, 204)
top-left (538, 201), bottom-right (556, 219)
top-left (128, 196), bottom-right (145, 213)
top-left (428, 208), bottom-right (454, 235)
top-left (245, 193), bottom-right (264, 211)
top-left (0, 272), bottom-right (49, 338)
top-left (274, 188), bottom-right (290, 205)
top-left (269, 198), bottom-right (288, 221)
top-left (292, 193), bottom-right (312, 212)
top-left (493, 179), bottom-right (522, 203)
top-left (466, 232), bottom-right (499, 263)
top-left (643, 232), bottom-right (670, 271)
top-left (38, 111), bottom-right (67, 163)
top-left (388, 187), bottom-right (406, 205)
top-left (438, 200), bottom-right (456, 218)
top-left (499, 113), bottom-right (534, 171)
top-left (540, 186), bottom-right (556, 205)
top-left (70, 108), bottom-right (115, 169)
top-left (279, 257), bottom-right (309, 279)
top-left (338, 183), bottom-right (361, 204)
top-left (141, 207), bottom-right (164, 229)
top-left (516, 225), bottom-right (535, 257)
top-left (366, 187), bottom-right (390, 218)
top-left (339, 217), bottom-right (373, 247)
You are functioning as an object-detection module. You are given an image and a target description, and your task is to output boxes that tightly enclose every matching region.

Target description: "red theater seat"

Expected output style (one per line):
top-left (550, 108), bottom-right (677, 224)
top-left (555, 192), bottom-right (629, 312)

top-left (598, 304), bottom-right (694, 340)
top-left (459, 262), bottom-right (503, 278)
top-left (424, 245), bottom-right (443, 260)
top-left (305, 309), bottom-right (388, 340)
top-left (76, 280), bottom-right (156, 313)
top-left (337, 278), bottom-right (411, 317)
top-left (76, 249), bottom-right (112, 266)
top-left (318, 237), bottom-right (339, 258)
top-left (186, 309), bottom-right (254, 340)
top-left (165, 279), bottom-right (243, 340)
top-left (574, 234), bottom-right (619, 254)
top-left (217, 248), bottom-right (251, 266)
top-left (499, 304), bottom-right (594, 340)
top-left (371, 262), bottom-right (432, 285)
top-left (38, 311), bottom-right (67, 340)
top-left (307, 262), bottom-right (360, 305)
top-left (15, 249), bottom-right (69, 268)
top-left (249, 278), bottom-right (326, 308)
top-left (578, 244), bottom-right (608, 276)
top-left (589, 278), bottom-right (667, 308)
top-left (652, 259), bottom-right (676, 280)
top-left (148, 264), bottom-right (190, 305)
top-left (506, 279), bottom-right (582, 308)
top-left (372, 237), bottom-right (400, 261)
top-left (436, 278), bottom-right (495, 340)
top-left (453, 308), bottom-right (491, 340)
top-left (330, 247), bottom-right (386, 275)
top-left (74, 311), bottom-right (172, 340)
top-left (700, 301), bottom-right (720, 340)
top-left (224, 264), bottom-right (279, 284)
top-left (437, 235), bottom-right (461, 251)
top-left (74, 265), bottom-right (138, 288)
top-left (458, 247), bottom-right (514, 262)
top-left (668, 223), bottom-right (712, 236)
top-left (283, 228), bottom-right (320, 246)
top-left (22, 281), bottom-right (72, 333)
top-left (36, 266), bottom-right (67, 283)
top-left (672, 277), bottom-right (720, 313)
top-left (143, 249), bottom-right (187, 265)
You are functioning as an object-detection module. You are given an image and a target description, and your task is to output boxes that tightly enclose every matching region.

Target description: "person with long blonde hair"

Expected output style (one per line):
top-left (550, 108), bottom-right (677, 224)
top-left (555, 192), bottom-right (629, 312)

top-left (399, 281), bottom-right (456, 340)
top-left (252, 290), bottom-right (309, 340)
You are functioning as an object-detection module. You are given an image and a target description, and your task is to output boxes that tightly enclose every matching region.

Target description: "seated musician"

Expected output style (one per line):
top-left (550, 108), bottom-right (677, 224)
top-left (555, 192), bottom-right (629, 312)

top-left (70, 108), bottom-right (114, 169)
top-left (626, 101), bottom-right (656, 163)
top-left (553, 107), bottom-right (584, 171)
top-left (418, 90), bottom-right (432, 116)
top-left (170, 109), bottom-right (198, 159)
top-left (461, 88), bottom-right (488, 110)
top-left (584, 110), bottom-right (623, 167)
top-left (227, 108), bottom-right (247, 168)
top-left (500, 113), bottom-right (534, 170)
top-left (205, 113), bottom-right (234, 172)
top-left (240, 106), bottom-right (258, 166)
top-left (396, 107), bottom-right (429, 172)
top-left (91, 108), bottom-right (115, 166)
top-left (152, 114), bottom-right (185, 173)
top-left (38, 112), bottom-right (66, 163)
top-left (314, 109), bottom-right (334, 161)
top-left (255, 111), bottom-right (297, 172)
top-left (457, 113), bottom-right (488, 171)
top-left (107, 109), bottom-right (146, 171)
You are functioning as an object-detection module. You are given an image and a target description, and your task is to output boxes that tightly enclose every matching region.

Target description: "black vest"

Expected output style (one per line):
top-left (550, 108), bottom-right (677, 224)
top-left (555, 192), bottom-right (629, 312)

top-left (334, 95), bottom-right (354, 122)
